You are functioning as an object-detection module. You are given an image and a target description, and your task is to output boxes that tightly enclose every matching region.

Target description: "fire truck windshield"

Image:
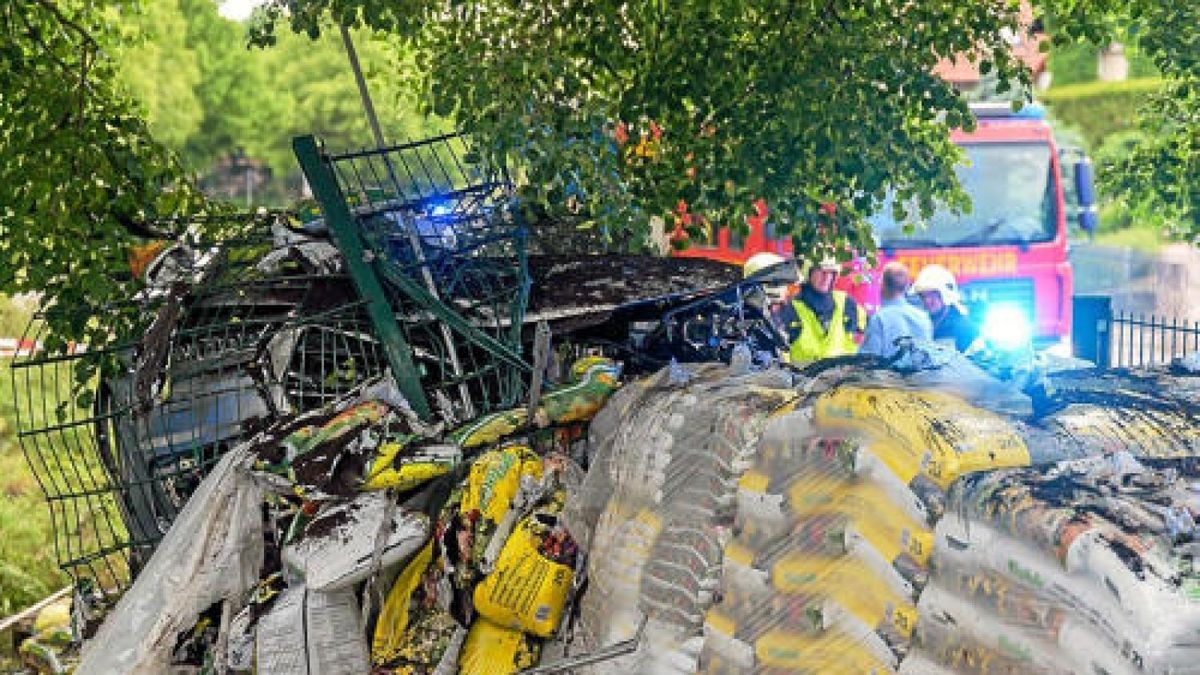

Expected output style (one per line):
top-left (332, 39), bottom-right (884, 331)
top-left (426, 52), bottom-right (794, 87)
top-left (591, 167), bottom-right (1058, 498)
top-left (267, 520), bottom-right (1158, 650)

top-left (870, 142), bottom-right (1056, 249)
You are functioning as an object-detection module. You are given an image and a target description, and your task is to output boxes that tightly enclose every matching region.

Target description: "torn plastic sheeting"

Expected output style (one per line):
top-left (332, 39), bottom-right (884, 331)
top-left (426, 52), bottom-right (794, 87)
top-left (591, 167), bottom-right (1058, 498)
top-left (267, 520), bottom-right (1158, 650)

top-left (257, 224), bottom-right (343, 275)
top-left (889, 340), bottom-right (1034, 418)
top-left (254, 584), bottom-right (370, 674)
top-left (77, 446), bottom-right (264, 674)
top-left (281, 492), bottom-right (430, 591)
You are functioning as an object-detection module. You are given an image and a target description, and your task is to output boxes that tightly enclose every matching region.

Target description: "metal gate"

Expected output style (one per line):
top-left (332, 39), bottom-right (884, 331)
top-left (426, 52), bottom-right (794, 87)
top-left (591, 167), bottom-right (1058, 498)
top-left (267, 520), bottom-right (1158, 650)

top-left (1073, 295), bottom-right (1200, 368)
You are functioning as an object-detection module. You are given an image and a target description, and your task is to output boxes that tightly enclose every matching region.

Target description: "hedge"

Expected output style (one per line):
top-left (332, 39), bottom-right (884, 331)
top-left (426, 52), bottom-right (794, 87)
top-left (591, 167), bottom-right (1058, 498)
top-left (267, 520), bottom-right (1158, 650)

top-left (1040, 78), bottom-right (1163, 150)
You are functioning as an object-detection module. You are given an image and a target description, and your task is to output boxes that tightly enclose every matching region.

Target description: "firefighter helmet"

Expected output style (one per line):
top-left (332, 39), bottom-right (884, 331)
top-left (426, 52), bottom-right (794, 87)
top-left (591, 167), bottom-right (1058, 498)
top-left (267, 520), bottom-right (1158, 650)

top-left (911, 264), bottom-right (963, 308)
top-left (743, 252), bottom-right (788, 278)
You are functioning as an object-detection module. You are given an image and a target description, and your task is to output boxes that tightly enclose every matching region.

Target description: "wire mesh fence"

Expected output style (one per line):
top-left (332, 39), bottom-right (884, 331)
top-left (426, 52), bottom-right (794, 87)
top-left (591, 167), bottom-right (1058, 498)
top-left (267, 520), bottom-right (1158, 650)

top-left (10, 216), bottom-right (388, 602)
top-left (295, 133), bottom-right (532, 424)
top-left (1108, 310), bottom-right (1200, 368)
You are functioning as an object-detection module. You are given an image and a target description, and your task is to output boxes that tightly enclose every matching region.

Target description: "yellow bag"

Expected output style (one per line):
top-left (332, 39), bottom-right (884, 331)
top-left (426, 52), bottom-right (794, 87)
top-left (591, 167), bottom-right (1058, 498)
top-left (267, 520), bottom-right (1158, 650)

top-left (362, 441), bottom-right (455, 491)
top-left (372, 539), bottom-right (435, 665)
top-left (737, 470), bottom-right (932, 574)
top-left (460, 445), bottom-right (543, 522)
top-left (473, 515), bottom-right (574, 637)
top-left (767, 555), bottom-right (918, 642)
top-left (705, 610), bottom-right (891, 674)
top-left (450, 409), bottom-right (529, 450)
top-left (458, 618), bottom-right (541, 675)
top-left (755, 628), bottom-right (892, 674)
top-left (785, 480), bottom-right (933, 569)
top-left (814, 386), bottom-right (1031, 488)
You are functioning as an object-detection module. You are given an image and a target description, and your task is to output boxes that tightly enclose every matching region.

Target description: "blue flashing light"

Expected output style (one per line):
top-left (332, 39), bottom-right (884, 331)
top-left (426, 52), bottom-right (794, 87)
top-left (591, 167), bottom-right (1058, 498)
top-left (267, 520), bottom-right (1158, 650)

top-left (981, 304), bottom-right (1034, 351)
top-left (425, 196), bottom-right (454, 217)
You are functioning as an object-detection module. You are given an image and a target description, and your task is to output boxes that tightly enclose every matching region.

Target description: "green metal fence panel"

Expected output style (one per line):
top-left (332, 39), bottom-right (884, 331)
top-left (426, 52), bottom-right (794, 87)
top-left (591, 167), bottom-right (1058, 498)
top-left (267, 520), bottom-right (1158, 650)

top-left (292, 133), bottom-right (531, 424)
top-left (11, 215), bottom-right (389, 602)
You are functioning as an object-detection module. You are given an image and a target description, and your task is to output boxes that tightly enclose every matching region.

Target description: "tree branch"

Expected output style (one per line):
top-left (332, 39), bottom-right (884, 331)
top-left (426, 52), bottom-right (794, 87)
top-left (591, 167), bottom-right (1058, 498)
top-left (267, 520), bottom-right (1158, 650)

top-left (32, 0), bottom-right (99, 51)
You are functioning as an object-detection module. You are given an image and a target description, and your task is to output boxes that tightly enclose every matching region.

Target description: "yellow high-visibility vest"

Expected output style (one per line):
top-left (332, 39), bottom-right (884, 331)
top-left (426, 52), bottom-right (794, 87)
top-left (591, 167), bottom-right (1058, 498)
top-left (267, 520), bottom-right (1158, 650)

top-left (787, 291), bottom-right (863, 363)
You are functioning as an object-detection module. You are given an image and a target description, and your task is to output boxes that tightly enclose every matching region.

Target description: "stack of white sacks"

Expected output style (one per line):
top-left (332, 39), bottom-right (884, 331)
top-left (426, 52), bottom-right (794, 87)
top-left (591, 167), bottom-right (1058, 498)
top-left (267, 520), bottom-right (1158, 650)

top-left (568, 359), bottom-right (1200, 674)
top-left (566, 362), bottom-right (798, 674)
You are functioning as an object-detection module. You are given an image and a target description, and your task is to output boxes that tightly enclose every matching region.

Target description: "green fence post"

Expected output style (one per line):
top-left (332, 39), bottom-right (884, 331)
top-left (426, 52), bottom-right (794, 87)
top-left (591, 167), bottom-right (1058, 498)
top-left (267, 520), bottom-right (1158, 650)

top-left (292, 135), bottom-right (432, 419)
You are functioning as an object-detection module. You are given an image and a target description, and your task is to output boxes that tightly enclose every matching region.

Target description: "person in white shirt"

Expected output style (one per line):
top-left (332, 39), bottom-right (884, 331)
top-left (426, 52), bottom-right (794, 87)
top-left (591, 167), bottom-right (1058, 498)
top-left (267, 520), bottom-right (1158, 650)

top-left (859, 262), bottom-right (933, 358)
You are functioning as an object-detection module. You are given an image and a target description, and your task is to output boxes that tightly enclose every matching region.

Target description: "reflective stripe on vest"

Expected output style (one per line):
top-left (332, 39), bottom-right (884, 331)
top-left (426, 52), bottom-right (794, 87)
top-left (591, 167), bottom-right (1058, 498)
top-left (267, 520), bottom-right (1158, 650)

top-left (788, 291), bottom-right (860, 363)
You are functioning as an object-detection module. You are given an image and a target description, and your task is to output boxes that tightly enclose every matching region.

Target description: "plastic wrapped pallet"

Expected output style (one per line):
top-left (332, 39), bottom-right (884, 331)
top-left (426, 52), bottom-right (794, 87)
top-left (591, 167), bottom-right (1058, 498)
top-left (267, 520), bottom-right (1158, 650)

top-left (564, 363), bottom-right (797, 674)
top-left (734, 430), bottom-right (933, 586)
top-left (919, 455), bottom-right (1200, 674)
top-left (911, 582), bottom-right (1138, 675)
top-left (692, 365), bottom-right (1142, 675)
top-left (701, 416), bottom-right (929, 673)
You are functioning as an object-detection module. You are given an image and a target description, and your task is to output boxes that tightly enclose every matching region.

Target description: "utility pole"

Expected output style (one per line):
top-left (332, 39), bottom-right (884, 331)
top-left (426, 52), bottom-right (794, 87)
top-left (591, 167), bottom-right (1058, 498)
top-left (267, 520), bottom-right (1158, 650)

top-left (339, 24), bottom-right (386, 148)
top-left (337, 25), bottom-right (475, 418)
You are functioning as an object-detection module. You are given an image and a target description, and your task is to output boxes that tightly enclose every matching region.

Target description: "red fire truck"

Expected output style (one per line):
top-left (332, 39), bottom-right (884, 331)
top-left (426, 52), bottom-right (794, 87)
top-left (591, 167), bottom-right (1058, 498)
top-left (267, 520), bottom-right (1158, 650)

top-left (673, 103), bottom-right (1097, 355)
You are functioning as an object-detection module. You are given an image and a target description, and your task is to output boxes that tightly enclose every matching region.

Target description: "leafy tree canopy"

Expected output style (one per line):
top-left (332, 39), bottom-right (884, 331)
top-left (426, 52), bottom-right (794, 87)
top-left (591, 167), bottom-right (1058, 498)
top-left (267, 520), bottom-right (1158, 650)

top-left (0, 0), bottom-right (214, 350)
top-left (116, 0), bottom-right (205, 151)
top-left (0, 0), bottom-right (440, 353)
top-left (2, 0), bottom-right (1198, 355)
top-left (255, 0), bottom-right (1200, 253)
top-left (1043, 1), bottom-right (1200, 242)
top-left (253, 0), bottom-right (1037, 258)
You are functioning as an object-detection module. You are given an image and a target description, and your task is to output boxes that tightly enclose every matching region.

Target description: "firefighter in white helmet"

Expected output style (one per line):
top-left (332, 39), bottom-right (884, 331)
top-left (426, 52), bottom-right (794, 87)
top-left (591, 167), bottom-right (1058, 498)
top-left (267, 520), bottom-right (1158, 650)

top-left (743, 252), bottom-right (796, 306)
top-left (773, 254), bottom-right (866, 363)
top-left (911, 264), bottom-right (979, 352)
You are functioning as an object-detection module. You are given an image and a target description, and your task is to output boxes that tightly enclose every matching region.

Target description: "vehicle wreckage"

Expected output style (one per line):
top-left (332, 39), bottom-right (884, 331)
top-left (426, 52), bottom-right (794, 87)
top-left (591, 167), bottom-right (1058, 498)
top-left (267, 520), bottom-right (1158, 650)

top-left (10, 132), bottom-right (1200, 674)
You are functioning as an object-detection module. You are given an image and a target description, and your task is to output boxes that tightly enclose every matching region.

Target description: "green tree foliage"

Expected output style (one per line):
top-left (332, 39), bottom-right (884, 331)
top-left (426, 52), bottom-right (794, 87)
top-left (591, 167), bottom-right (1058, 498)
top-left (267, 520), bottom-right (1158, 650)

top-left (116, 0), bottom-right (205, 150)
top-left (1048, 43), bottom-right (1097, 87)
top-left (177, 0), bottom-right (283, 173)
top-left (1047, 41), bottom-right (1158, 89)
top-left (0, 1), bottom-right (210, 349)
top-left (254, 0), bottom-right (1033, 259)
top-left (128, 0), bottom-right (444, 203)
top-left (1042, 1), bottom-right (1200, 242)
top-left (252, 26), bottom-right (446, 172)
